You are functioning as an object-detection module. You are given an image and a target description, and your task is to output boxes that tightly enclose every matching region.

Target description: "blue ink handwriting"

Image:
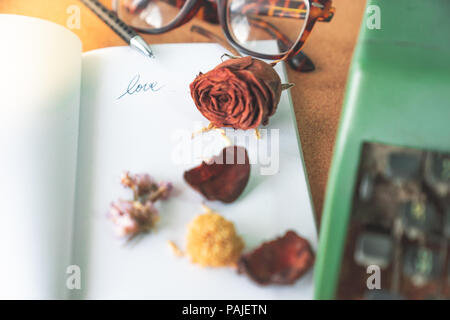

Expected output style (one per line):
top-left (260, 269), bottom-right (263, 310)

top-left (117, 74), bottom-right (162, 100)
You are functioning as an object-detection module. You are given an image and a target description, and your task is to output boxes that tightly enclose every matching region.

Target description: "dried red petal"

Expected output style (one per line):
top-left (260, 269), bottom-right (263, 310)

top-left (238, 231), bottom-right (315, 285)
top-left (183, 146), bottom-right (250, 203)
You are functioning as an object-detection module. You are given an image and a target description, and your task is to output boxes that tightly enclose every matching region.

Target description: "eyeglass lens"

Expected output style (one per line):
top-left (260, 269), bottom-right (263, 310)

top-left (114, 0), bottom-right (309, 56)
top-left (227, 0), bottom-right (309, 55)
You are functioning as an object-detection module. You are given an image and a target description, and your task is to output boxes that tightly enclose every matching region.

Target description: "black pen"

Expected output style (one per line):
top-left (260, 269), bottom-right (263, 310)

top-left (80, 0), bottom-right (154, 59)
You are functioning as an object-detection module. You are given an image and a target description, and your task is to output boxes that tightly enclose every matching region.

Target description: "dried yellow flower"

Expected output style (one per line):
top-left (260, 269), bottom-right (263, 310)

top-left (168, 240), bottom-right (184, 257)
top-left (186, 209), bottom-right (244, 267)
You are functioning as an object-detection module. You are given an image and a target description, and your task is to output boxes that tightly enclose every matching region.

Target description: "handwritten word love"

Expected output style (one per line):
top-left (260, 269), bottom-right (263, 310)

top-left (117, 74), bottom-right (162, 100)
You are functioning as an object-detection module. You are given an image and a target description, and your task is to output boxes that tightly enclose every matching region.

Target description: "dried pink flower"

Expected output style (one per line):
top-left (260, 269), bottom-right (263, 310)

top-left (158, 181), bottom-right (173, 200)
top-left (109, 200), bottom-right (159, 239)
top-left (110, 172), bottom-right (173, 240)
top-left (121, 171), bottom-right (157, 198)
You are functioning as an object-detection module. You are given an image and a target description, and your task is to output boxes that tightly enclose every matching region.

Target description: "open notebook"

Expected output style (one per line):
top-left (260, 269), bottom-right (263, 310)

top-left (0, 14), bottom-right (316, 299)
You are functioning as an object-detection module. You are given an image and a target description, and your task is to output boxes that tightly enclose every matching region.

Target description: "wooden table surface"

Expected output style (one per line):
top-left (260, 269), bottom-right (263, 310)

top-left (0, 0), bottom-right (366, 224)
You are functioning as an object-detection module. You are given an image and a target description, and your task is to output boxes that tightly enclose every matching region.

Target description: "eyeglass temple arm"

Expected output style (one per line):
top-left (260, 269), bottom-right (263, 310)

top-left (191, 25), bottom-right (241, 56)
top-left (246, 15), bottom-right (291, 49)
top-left (247, 16), bottom-right (315, 72)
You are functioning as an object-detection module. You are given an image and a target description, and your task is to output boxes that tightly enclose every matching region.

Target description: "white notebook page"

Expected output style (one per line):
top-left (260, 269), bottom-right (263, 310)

top-left (0, 15), bottom-right (81, 299)
top-left (72, 43), bottom-right (317, 299)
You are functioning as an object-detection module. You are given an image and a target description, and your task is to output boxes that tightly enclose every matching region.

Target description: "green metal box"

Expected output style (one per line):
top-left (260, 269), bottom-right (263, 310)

top-left (314, 0), bottom-right (450, 299)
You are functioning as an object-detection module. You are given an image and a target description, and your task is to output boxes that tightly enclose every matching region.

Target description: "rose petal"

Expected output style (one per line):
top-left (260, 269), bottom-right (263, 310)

top-left (238, 231), bottom-right (315, 285)
top-left (183, 146), bottom-right (250, 203)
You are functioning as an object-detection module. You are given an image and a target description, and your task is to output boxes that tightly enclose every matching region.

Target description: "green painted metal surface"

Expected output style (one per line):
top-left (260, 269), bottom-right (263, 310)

top-left (314, 0), bottom-right (450, 299)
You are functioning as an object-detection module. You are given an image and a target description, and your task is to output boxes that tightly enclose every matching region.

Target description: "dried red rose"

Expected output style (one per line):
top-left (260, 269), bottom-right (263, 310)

top-left (190, 56), bottom-right (282, 130)
top-left (184, 146), bottom-right (250, 203)
top-left (238, 231), bottom-right (315, 285)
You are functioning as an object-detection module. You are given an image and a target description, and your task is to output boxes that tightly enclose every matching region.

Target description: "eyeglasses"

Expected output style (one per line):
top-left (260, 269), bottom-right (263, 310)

top-left (113, 0), bottom-right (334, 68)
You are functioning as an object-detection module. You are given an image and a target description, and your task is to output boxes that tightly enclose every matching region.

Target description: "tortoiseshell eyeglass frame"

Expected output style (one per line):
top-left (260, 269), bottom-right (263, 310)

top-left (114, 0), bottom-right (335, 62)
